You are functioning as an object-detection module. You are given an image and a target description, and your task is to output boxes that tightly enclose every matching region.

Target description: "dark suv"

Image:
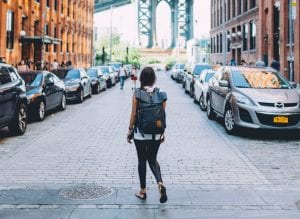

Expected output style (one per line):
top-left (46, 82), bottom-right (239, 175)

top-left (0, 63), bottom-right (28, 135)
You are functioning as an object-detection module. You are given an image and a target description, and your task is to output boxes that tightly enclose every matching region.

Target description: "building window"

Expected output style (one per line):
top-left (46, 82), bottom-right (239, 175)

top-left (227, 0), bottom-right (231, 21)
top-left (232, 0), bottom-right (236, 18)
top-left (250, 21), bottom-right (256, 50)
top-left (243, 24), bottom-right (248, 51)
top-left (243, 0), bottom-right (248, 12)
top-left (217, 35), bottom-right (219, 53)
top-left (220, 33), bottom-right (223, 53)
top-left (54, 0), bottom-right (58, 11)
top-left (6, 11), bottom-right (14, 50)
top-left (46, 0), bottom-right (50, 8)
top-left (45, 23), bottom-right (49, 36)
top-left (237, 0), bottom-right (241, 15)
top-left (250, 0), bottom-right (256, 9)
top-left (227, 31), bottom-right (231, 52)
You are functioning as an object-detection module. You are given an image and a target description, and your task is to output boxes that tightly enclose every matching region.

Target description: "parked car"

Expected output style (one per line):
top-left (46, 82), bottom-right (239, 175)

top-left (63, 68), bottom-right (92, 103)
top-left (20, 71), bottom-right (66, 121)
top-left (183, 64), bottom-right (212, 97)
top-left (109, 62), bottom-right (122, 72)
top-left (86, 68), bottom-right (107, 94)
top-left (109, 66), bottom-right (119, 82)
top-left (194, 70), bottom-right (216, 111)
top-left (206, 66), bottom-right (300, 134)
top-left (98, 66), bottom-right (116, 87)
top-left (171, 63), bottom-right (185, 81)
top-left (0, 63), bottom-right (28, 135)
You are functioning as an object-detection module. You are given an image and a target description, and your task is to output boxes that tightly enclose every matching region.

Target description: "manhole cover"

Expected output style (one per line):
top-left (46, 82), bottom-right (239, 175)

top-left (295, 200), bottom-right (300, 210)
top-left (59, 184), bottom-right (113, 200)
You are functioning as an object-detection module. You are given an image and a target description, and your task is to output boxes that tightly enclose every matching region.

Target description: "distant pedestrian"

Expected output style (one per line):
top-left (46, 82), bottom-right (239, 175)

top-left (17, 60), bottom-right (29, 72)
top-left (270, 58), bottom-right (280, 71)
top-left (51, 59), bottom-right (59, 70)
top-left (230, 59), bottom-right (236, 66)
top-left (240, 59), bottom-right (247, 66)
top-left (127, 67), bottom-right (168, 203)
top-left (130, 65), bottom-right (138, 90)
top-left (118, 64), bottom-right (127, 90)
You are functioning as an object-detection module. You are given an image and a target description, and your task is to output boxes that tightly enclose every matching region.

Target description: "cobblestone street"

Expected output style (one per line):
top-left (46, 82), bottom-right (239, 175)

top-left (0, 71), bottom-right (300, 218)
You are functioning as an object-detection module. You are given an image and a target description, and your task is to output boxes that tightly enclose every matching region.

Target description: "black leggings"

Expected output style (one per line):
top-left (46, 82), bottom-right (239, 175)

top-left (134, 139), bottom-right (163, 189)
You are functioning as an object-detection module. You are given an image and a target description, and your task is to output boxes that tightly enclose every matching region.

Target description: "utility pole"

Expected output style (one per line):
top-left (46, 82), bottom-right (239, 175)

top-left (222, 0), bottom-right (226, 65)
top-left (288, 0), bottom-right (295, 81)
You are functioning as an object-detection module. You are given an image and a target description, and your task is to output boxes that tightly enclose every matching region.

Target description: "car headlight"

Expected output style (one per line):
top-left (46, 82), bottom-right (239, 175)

top-left (234, 93), bottom-right (254, 106)
top-left (67, 84), bottom-right (80, 92)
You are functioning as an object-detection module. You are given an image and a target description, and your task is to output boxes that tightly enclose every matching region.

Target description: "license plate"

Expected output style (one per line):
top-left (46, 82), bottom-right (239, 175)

top-left (273, 116), bottom-right (289, 124)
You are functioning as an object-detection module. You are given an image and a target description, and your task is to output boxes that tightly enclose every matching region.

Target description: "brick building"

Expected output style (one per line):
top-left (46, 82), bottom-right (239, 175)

top-left (0, 0), bottom-right (94, 69)
top-left (210, 0), bottom-right (300, 83)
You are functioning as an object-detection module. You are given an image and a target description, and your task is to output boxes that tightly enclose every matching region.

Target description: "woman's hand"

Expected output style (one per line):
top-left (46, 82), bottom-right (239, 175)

top-left (127, 129), bottom-right (134, 144)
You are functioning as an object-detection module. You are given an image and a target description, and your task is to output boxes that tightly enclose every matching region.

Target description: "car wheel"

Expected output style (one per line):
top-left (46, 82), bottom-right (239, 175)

top-left (8, 103), bottom-right (28, 135)
top-left (59, 94), bottom-right (66, 111)
top-left (199, 94), bottom-right (206, 111)
top-left (207, 97), bottom-right (216, 120)
top-left (182, 81), bottom-right (186, 89)
top-left (79, 89), bottom-right (84, 103)
top-left (36, 100), bottom-right (46, 121)
top-left (190, 87), bottom-right (194, 98)
top-left (95, 84), bottom-right (100, 94)
top-left (193, 94), bottom-right (198, 104)
top-left (224, 106), bottom-right (238, 135)
top-left (87, 86), bottom-right (92, 98)
top-left (184, 83), bottom-right (189, 94)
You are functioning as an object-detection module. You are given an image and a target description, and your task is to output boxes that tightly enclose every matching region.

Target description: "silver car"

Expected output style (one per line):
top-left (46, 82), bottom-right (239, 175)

top-left (207, 66), bottom-right (300, 134)
top-left (194, 70), bottom-right (216, 111)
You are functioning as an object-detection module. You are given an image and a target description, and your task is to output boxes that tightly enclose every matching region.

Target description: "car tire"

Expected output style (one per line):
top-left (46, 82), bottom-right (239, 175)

top-left (87, 86), bottom-right (92, 98)
top-left (182, 81), bottom-right (186, 89)
top-left (59, 94), bottom-right (66, 111)
top-left (8, 102), bottom-right (28, 135)
top-left (79, 89), bottom-right (84, 103)
top-left (207, 97), bottom-right (216, 120)
top-left (95, 84), bottom-right (100, 94)
top-left (224, 105), bottom-right (238, 135)
top-left (199, 94), bottom-right (206, 111)
top-left (193, 94), bottom-right (198, 104)
top-left (36, 100), bottom-right (46, 121)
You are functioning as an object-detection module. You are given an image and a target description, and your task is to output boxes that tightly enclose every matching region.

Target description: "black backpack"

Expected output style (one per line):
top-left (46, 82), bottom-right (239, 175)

top-left (135, 88), bottom-right (167, 137)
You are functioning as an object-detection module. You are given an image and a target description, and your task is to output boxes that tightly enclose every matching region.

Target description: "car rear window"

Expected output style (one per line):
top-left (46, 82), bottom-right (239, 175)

top-left (65, 70), bottom-right (80, 79)
top-left (87, 69), bottom-right (97, 77)
top-left (193, 65), bottom-right (212, 75)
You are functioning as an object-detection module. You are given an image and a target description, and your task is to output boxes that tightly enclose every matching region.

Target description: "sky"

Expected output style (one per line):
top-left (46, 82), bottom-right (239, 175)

top-left (94, 0), bottom-right (211, 47)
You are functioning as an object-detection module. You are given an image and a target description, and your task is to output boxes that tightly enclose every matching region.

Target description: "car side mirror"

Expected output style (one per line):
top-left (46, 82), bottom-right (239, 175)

top-left (219, 80), bottom-right (229, 87)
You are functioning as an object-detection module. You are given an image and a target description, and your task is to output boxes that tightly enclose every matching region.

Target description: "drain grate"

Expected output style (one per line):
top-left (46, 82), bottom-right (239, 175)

top-left (295, 200), bottom-right (300, 210)
top-left (59, 184), bottom-right (113, 200)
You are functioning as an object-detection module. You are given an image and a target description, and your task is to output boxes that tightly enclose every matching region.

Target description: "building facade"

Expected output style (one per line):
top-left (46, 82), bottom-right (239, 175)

top-left (210, 0), bottom-right (258, 66)
top-left (210, 0), bottom-right (300, 83)
top-left (0, 0), bottom-right (94, 69)
top-left (257, 0), bottom-right (300, 82)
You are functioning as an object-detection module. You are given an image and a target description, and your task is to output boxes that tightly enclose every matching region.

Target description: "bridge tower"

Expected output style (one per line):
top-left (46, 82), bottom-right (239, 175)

top-left (138, 0), bottom-right (193, 48)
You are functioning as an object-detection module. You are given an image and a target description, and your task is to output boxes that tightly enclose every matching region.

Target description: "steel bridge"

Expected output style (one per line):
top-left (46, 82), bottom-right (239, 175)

top-left (94, 0), bottom-right (193, 48)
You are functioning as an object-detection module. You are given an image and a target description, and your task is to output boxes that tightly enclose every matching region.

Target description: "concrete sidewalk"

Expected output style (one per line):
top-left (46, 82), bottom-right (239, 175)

top-left (0, 185), bottom-right (299, 218)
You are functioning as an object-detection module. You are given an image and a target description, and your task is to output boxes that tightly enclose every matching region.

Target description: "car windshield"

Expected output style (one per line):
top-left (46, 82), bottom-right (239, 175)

top-left (87, 69), bottom-right (97, 78)
top-left (100, 67), bottom-right (110, 74)
top-left (232, 70), bottom-right (291, 89)
top-left (22, 73), bottom-right (43, 87)
top-left (194, 65), bottom-right (212, 75)
top-left (109, 63), bottom-right (121, 69)
top-left (205, 73), bottom-right (215, 82)
top-left (65, 70), bottom-right (80, 79)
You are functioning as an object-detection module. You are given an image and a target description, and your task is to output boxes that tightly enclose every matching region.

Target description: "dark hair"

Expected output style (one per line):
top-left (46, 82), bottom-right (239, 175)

top-left (139, 67), bottom-right (156, 88)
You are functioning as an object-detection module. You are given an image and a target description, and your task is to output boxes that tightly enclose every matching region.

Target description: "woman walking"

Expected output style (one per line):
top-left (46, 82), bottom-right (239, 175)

top-left (130, 65), bottom-right (138, 90)
top-left (127, 67), bottom-right (168, 203)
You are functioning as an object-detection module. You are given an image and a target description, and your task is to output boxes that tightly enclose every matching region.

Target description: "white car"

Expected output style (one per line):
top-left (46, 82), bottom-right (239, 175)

top-left (183, 64), bottom-right (212, 97)
top-left (171, 63), bottom-right (185, 81)
top-left (194, 70), bottom-right (216, 111)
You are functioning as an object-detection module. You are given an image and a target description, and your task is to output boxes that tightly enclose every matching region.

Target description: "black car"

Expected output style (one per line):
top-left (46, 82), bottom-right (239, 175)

top-left (63, 68), bottom-right (92, 103)
top-left (20, 71), bottom-right (67, 121)
top-left (86, 68), bottom-right (107, 94)
top-left (0, 63), bottom-right (28, 135)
